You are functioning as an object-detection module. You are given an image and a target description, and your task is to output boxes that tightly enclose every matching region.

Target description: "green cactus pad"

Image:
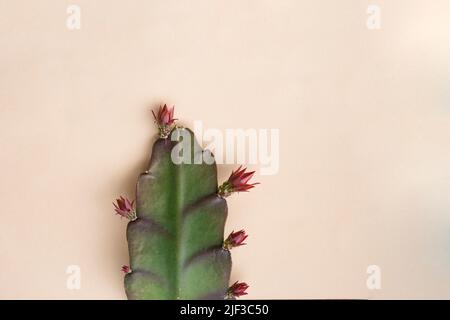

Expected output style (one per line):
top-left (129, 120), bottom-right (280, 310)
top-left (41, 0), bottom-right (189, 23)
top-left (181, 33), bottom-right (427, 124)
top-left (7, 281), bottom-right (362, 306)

top-left (125, 128), bottom-right (231, 299)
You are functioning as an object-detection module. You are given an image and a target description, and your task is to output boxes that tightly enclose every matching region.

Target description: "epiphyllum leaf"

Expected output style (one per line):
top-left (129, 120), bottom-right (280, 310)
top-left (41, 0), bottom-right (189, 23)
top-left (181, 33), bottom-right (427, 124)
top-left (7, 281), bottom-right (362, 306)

top-left (119, 107), bottom-right (258, 300)
top-left (125, 128), bottom-right (231, 299)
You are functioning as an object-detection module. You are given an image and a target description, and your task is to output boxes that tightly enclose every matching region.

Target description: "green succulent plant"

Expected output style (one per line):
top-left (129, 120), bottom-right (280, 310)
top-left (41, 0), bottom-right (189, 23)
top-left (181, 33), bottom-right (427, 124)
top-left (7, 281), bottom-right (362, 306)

top-left (114, 105), bottom-right (257, 300)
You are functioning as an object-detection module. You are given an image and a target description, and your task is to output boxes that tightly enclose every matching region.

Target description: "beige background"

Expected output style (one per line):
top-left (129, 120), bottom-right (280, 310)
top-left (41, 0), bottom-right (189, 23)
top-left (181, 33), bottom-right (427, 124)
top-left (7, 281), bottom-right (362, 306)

top-left (1, 0), bottom-right (450, 299)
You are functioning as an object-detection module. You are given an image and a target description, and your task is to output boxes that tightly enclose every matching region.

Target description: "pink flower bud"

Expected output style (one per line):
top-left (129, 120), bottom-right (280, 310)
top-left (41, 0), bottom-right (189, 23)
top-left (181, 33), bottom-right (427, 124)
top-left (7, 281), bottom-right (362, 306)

top-left (227, 281), bottom-right (249, 299)
top-left (224, 230), bottom-right (248, 250)
top-left (121, 265), bottom-right (132, 274)
top-left (113, 196), bottom-right (137, 221)
top-left (218, 166), bottom-right (259, 198)
top-left (152, 104), bottom-right (177, 138)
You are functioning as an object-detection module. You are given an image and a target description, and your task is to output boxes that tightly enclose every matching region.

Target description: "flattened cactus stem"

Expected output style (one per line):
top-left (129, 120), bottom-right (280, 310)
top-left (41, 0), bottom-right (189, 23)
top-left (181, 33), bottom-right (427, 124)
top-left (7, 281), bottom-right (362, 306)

top-left (125, 125), bottom-right (231, 299)
top-left (117, 106), bottom-right (259, 300)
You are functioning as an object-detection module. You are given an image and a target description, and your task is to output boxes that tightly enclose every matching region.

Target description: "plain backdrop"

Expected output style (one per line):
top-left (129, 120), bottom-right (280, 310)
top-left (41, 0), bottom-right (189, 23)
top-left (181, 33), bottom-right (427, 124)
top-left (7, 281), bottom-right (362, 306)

top-left (1, 0), bottom-right (449, 299)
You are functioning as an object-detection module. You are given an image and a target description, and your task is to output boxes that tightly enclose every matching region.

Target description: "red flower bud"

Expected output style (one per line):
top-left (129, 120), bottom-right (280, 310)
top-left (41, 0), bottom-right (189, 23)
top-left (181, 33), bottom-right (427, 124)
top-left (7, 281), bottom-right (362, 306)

top-left (152, 104), bottom-right (177, 138)
top-left (113, 196), bottom-right (136, 221)
top-left (227, 281), bottom-right (249, 299)
top-left (224, 230), bottom-right (248, 250)
top-left (218, 166), bottom-right (259, 198)
top-left (121, 265), bottom-right (132, 274)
